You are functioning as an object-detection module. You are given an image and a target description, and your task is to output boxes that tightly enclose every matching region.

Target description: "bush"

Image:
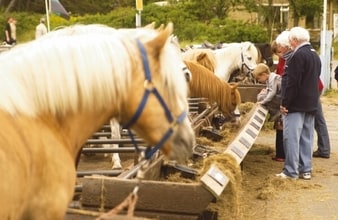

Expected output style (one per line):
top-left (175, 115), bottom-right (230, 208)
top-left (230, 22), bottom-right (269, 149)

top-left (1, 6), bottom-right (269, 45)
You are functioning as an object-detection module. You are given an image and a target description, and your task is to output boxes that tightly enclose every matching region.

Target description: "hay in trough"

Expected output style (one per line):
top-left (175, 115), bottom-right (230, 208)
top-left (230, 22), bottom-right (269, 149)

top-left (199, 153), bottom-right (243, 219)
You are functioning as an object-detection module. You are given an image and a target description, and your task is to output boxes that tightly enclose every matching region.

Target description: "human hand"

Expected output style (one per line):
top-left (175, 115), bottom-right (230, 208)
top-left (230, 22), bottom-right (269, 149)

top-left (280, 106), bottom-right (288, 115)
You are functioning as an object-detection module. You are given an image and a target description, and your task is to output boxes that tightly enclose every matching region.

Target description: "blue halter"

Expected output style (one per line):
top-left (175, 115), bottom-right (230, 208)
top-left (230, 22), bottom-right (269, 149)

top-left (122, 39), bottom-right (187, 160)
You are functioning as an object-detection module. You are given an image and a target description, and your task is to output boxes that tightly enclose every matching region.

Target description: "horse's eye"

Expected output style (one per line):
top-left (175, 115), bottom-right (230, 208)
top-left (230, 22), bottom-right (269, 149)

top-left (248, 57), bottom-right (252, 61)
top-left (182, 66), bottom-right (192, 82)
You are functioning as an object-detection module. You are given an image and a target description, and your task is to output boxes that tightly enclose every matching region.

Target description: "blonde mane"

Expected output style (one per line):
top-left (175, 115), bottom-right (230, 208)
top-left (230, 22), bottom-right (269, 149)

top-left (182, 48), bottom-right (216, 72)
top-left (184, 60), bottom-right (241, 117)
top-left (0, 24), bottom-right (188, 118)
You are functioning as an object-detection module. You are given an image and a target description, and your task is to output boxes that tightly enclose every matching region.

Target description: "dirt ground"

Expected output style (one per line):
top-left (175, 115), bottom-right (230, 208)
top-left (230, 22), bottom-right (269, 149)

top-left (75, 93), bottom-right (338, 220)
top-left (231, 94), bottom-right (338, 220)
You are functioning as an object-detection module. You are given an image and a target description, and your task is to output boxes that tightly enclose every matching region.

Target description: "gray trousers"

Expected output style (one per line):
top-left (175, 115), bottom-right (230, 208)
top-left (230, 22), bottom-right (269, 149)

top-left (314, 100), bottom-right (331, 156)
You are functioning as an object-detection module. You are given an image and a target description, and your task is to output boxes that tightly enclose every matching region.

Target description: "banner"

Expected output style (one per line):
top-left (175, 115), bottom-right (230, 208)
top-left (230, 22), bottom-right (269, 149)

top-left (51, 0), bottom-right (70, 20)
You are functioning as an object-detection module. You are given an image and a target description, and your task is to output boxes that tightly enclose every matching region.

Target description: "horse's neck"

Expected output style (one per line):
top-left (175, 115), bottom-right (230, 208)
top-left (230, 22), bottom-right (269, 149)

top-left (50, 110), bottom-right (116, 159)
top-left (214, 50), bottom-right (240, 82)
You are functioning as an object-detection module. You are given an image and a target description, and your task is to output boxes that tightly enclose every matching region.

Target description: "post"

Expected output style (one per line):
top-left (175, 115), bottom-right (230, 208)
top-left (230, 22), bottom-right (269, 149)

top-left (136, 11), bottom-right (141, 28)
top-left (45, 0), bottom-right (51, 32)
top-left (135, 0), bottom-right (143, 28)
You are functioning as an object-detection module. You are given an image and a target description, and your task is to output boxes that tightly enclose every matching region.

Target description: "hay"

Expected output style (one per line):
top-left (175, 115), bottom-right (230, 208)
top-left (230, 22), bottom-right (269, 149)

top-left (256, 176), bottom-right (323, 200)
top-left (199, 154), bottom-right (243, 219)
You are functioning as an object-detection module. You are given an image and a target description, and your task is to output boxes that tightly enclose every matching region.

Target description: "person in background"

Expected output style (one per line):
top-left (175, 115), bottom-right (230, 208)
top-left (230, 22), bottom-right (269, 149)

top-left (312, 80), bottom-right (331, 159)
top-left (3, 17), bottom-right (14, 45)
top-left (334, 66), bottom-right (338, 88)
top-left (269, 31), bottom-right (293, 162)
top-left (9, 18), bottom-right (16, 45)
top-left (35, 17), bottom-right (48, 39)
top-left (277, 27), bottom-right (321, 180)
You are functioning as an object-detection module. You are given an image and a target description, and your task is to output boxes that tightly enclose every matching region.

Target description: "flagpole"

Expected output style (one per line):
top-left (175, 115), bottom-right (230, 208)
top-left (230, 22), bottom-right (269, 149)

top-left (45, 0), bottom-right (51, 32)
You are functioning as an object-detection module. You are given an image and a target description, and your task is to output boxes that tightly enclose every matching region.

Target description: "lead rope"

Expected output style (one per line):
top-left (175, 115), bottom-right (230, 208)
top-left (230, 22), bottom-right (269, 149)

top-left (95, 186), bottom-right (139, 219)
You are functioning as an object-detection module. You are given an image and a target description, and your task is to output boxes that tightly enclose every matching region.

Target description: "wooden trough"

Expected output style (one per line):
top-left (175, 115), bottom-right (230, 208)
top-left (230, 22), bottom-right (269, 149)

top-left (71, 104), bottom-right (268, 220)
top-left (237, 84), bottom-right (265, 103)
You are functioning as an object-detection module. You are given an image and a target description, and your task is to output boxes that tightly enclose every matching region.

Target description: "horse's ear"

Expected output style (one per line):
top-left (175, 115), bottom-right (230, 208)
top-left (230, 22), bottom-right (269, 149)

top-left (156, 24), bottom-right (165, 32)
top-left (196, 52), bottom-right (207, 62)
top-left (144, 22), bottom-right (156, 29)
top-left (146, 22), bottom-right (173, 56)
top-left (242, 41), bottom-right (251, 50)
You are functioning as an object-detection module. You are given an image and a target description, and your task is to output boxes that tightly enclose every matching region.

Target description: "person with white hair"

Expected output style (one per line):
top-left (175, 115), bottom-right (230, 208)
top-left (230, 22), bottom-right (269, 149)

top-left (276, 27), bottom-right (321, 180)
top-left (35, 17), bottom-right (47, 39)
top-left (269, 31), bottom-right (293, 162)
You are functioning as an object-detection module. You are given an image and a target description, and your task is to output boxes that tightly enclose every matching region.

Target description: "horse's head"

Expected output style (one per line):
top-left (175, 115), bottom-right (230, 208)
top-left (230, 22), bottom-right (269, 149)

top-left (121, 23), bottom-right (195, 163)
top-left (240, 42), bottom-right (258, 74)
top-left (255, 43), bottom-right (274, 67)
top-left (228, 83), bottom-right (241, 115)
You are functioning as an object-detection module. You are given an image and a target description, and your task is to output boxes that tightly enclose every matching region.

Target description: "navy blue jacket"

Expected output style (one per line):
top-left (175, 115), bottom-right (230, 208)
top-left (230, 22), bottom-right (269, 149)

top-left (281, 43), bottom-right (321, 114)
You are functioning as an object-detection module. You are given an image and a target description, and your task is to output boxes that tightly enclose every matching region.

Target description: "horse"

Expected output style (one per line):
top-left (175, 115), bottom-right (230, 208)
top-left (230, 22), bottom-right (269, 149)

top-left (183, 60), bottom-right (241, 118)
top-left (45, 25), bottom-right (193, 170)
top-left (182, 48), bottom-right (217, 73)
top-left (254, 43), bottom-right (274, 68)
top-left (214, 42), bottom-right (259, 82)
top-left (0, 23), bottom-right (195, 220)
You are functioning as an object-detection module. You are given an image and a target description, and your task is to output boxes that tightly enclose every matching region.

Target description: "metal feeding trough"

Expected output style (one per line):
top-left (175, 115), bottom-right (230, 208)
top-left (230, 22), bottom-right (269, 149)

top-left (70, 104), bottom-right (267, 220)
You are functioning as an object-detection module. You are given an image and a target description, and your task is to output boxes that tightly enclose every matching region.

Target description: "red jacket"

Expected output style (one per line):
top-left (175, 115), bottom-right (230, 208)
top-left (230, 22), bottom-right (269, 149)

top-left (276, 57), bottom-right (286, 76)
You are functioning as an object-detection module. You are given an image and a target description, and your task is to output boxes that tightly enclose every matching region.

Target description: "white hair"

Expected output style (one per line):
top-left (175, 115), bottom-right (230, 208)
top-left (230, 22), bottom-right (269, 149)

top-left (289, 26), bottom-right (310, 42)
top-left (276, 31), bottom-right (290, 48)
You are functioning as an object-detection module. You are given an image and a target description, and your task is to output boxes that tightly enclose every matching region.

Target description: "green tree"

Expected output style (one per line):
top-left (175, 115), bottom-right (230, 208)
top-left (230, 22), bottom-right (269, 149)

top-left (289, 0), bottom-right (322, 27)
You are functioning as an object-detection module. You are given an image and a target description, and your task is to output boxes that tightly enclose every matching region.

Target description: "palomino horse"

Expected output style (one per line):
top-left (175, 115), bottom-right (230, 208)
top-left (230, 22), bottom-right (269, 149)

top-left (182, 48), bottom-right (217, 73)
top-left (214, 42), bottom-right (259, 82)
top-left (184, 60), bottom-right (241, 118)
top-left (0, 23), bottom-right (195, 220)
top-left (44, 24), bottom-right (193, 170)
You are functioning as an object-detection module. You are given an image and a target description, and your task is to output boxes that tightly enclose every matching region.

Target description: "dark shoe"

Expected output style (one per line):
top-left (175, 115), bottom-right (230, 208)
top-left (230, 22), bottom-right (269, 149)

top-left (272, 157), bottom-right (285, 162)
top-left (313, 151), bottom-right (330, 159)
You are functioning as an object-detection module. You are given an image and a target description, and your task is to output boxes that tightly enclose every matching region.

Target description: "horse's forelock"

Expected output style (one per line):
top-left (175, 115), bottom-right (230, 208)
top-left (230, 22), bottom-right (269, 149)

top-left (148, 24), bottom-right (189, 112)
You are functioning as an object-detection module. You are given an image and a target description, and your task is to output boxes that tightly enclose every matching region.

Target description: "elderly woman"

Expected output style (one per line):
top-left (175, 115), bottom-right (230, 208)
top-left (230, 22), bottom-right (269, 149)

top-left (270, 31), bottom-right (293, 162)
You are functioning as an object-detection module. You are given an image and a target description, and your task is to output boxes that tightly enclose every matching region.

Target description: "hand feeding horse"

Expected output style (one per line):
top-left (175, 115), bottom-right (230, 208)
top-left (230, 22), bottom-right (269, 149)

top-left (0, 23), bottom-right (195, 220)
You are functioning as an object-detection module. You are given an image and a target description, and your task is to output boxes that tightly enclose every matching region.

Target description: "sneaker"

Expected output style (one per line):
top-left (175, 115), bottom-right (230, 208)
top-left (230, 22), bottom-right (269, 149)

top-left (299, 172), bottom-right (311, 180)
top-left (313, 151), bottom-right (330, 159)
top-left (275, 172), bottom-right (297, 179)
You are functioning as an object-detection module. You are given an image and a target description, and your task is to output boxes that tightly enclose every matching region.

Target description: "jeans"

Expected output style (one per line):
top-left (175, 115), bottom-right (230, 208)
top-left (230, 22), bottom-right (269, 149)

top-left (283, 112), bottom-right (314, 178)
top-left (314, 100), bottom-right (331, 156)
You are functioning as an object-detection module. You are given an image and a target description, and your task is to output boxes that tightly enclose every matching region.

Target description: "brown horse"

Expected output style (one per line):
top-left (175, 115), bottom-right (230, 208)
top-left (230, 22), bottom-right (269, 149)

top-left (184, 60), bottom-right (241, 118)
top-left (182, 48), bottom-right (217, 72)
top-left (0, 23), bottom-right (195, 220)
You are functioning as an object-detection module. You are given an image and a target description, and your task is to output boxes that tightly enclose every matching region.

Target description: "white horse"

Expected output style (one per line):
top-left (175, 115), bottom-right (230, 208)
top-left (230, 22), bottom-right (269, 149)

top-left (182, 42), bottom-right (259, 83)
top-left (214, 41), bottom-right (259, 82)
